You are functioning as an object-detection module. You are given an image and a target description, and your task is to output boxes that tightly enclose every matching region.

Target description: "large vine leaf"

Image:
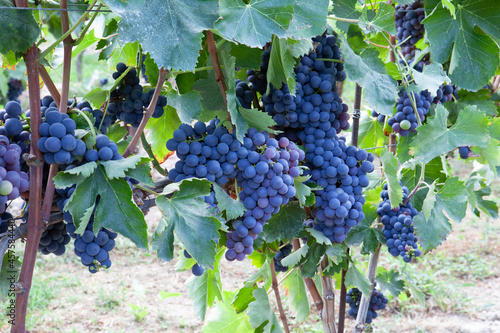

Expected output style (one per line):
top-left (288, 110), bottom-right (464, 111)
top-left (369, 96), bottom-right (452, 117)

top-left (167, 90), bottom-right (203, 124)
top-left (0, 0), bottom-right (40, 54)
top-left (145, 105), bottom-right (181, 163)
top-left (54, 164), bottom-right (148, 249)
top-left (331, 0), bottom-right (360, 32)
top-left (380, 149), bottom-right (403, 208)
top-left (266, 36), bottom-right (312, 94)
top-left (212, 183), bottom-right (246, 220)
top-left (413, 177), bottom-right (468, 251)
top-left (448, 89), bottom-right (498, 123)
top-left (263, 202), bottom-right (306, 242)
top-left (358, 4), bottom-right (396, 35)
top-left (104, 0), bottom-right (219, 71)
top-left (153, 179), bottom-right (222, 268)
top-left (248, 288), bottom-right (284, 333)
top-left (345, 206), bottom-right (382, 254)
top-left (185, 248), bottom-right (224, 321)
top-left (341, 36), bottom-right (398, 116)
top-left (358, 111), bottom-right (385, 151)
top-left (282, 269), bottom-right (310, 322)
top-left (215, 0), bottom-right (294, 48)
top-left (285, 0), bottom-right (329, 39)
top-left (202, 291), bottom-right (253, 333)
top-left (375, 267), bottom-right (405, 298)
top-left (424, 0), bottom-right (500, 90)
top-left (345, 264), bottom-right (371, 296)
top-left (410, 105), bottom-right (490, 164)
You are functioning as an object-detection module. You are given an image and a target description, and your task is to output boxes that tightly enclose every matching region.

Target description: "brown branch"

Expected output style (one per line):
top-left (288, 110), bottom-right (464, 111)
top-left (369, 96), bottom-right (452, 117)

top-left (270, 259), bottom-right (290, 333)
top-left (292, 239), bottom-right (323, 311)
top-left (206, 31), bottom-right (234, 129)
top-left (389, 36), bottom-right (396, 63)
top-left (12, 2), bottom-right (44, 331)
top-left (365, 39), bottom-right (391, 49)
top-left (123, 68), bottom-right (168, 158)
top-left (141, 132), bottom-right (168, 176)
top-left (337, 248), bottom-right (349, 333)
top-left (351, 84), bottom-right (362, 147)
top-left (38, 65), bottom-right (61, 107)
top-left (320, 257), bottom-right (337, 333)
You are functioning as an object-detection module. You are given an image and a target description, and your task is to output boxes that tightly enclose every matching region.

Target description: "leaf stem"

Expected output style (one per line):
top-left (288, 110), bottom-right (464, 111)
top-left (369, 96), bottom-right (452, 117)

top-left (140, 132), bottom-right (168, 176)
top-left (328, 15), bottom-right (360, 23)
top-left (364, 143), bottom-right (397, 151)
top-left (70, 109), bottom-right (97, 140)
top-left (38, 0), bottom-right (98, 60)
top-left (38, 65), bottom-right (61, 107)
top-left (134, 184), bottom-right (160, 197)
top-left (316, 58), bottom-right (344, 63)
top-left (72, 3), bottom-right (102, 46)
top-left (123, 68), bottom-right (169, 158)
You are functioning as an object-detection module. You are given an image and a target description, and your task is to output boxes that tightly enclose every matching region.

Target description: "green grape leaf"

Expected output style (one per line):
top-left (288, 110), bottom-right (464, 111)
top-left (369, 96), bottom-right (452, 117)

top-left (154, 179), bottom-right (222, 268)
top-left (57, 164), bottom-right (148, 249)
top-left (421, 181), bottom-right (437, 221)
top-left (284, 0), bottom-right (330, 39)
top-left (396, 133), bottom-right (416, 164)
top-left (193, 70), bottom-right (226, 113)
top-left (410, 63), bottom-right (450, 97)
top-left (341, 36), bottom-right (398, 116)
top-left (202, 291), bottom-right (253, 333)
top-left (380, 149), bottom-right (403, 208)
top-left (125, 163), bottom-right (154, 187)
top-left (185, 248), bottom-right (224, 321)
top-left (411, 105), bottom-right (490, 164)
top-left (307, 228), bottom-right (331, 246)
top-left (215, 0), bottom-right (294, 48)
top-left (100, 155), bottom-right (146, 179)
top-left (232, 286), bottom-right (257, 313)
top-left (300, 242), bottom-right (327, 278)
top-left (84, 88), bottom-right (107, 109)
top-left (230, 44), bottom-right (264, 70)
top-left (266, 36), bottom-right (312, 94)
top-left (345, 264), bottom-right (371, 297)
top-left (358, 111), bottom-right (385, 151)
top-left (263, 202), bottom-right (306, 243)
top-left (281, 243), bottom-right (309, 268)
top-left (146, 105), bottom-right (181, 163)
top-left (477, 138), bottom-right (500, 177)
top-left (294, 175), bottom-right (318, 207)
top-left (104, 0), bottom-right (219, 71)
top-left (345, 205), bottom-right (381, 254)
top-left (359, 4), bottom-right (396, 35)
top-left (175, 249), bottom-right (196, 271)
top-left (331, 0), bottom-right (360, 32)
top-left (282, 269), bottom-right (310, 322)
top-left (375, 267), bottom-right (405, 298)
top-left (238, 107), bottom-right (278, 136)
top-left (473, 186), bottom-right (499, 219)
top-left (0, 0), bottom-right (40, 54)
top-left (248, 288), bottom-right (284, 333)
top-left (0, 251), bottom-right (20, 299)
top-left (413, 177), bottom-right (468, 251)
top-left (213, 183), bottom-right (246, 220)
top-left (107, 41), bottom-right (140, 70)
top-left (143, 53), bottom-right (159, 86)
top-left (488, 118), bottom-right (500, 141)
top-left (167, 91), bottom-right (203, 124)
top-left (423, 0), bottom-right (500, 90)
top-left (106, 123), bottom-right (128, 144)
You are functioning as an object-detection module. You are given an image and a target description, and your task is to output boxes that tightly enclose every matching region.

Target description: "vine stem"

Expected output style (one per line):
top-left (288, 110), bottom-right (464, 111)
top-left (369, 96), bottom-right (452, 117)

top-left (270, 259), bottom-right (291, 333)
top-left (73, 3), bottom-right (102, 46)
top-left (328, 15), bottom-right (360, 23)
top-left (12, 3), bottom-right (44, 332)
top-left (38, 65), bottom-right (61, 107)
top-left (292, 239), bottom-right (323, 311)
top-left (140, 133), bottom-right (168, 176)
top-left (123, 68), bottom-right (168, 158)
top-left (37, 0), bottom-right (98, 60)
top-left (353, 134), bottom-right (397, 332)
top-left (206, 31), bottom-right (234, 130)
top-left (320, 257), bottom-right (337, 333)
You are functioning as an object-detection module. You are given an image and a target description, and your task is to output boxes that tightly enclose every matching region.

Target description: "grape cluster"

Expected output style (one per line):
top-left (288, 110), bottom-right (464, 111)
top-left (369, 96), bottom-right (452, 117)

top-left (38, 222), bottom-right (71, 256)
top-left (388, 89), bottom-right (432, 136)
top-left (183, 250), bottom-right (205, 276)
top-left (75, 101), bottom-right (114, 134)
top-left (246, 48), bottom-right (271, 94)
top-left (225, 131), bottom-right (305, 261)
top-left (433, 84), bottom-right (457, 104)
top-left (262, 33), bottom-right (349, 134)
top-left (274, 243), bottom-right (292, 273)
top-left (377, 184), bottom-right (421, 262)
top-left (395, 1), bottom-right (425, 60)
top-left (302, 131), bottom-right (374, 243)
top-left (37, 107), bottom-right (86, 164)
top-left (166, 119), bottom-right (238, 185)
top-left (69, 218), bottom-right (117, 274)
top-left (0, 136), bottom-right (29, 214)
top-left (0, 101), bottom-right (25, 137)
top-left (235, 80), bottom-right (254, 109)
top-left (84, 134), bottom-right (122, 162)
top-left (7, 78), bottom-right (23, 103)
top-left (370, 109), bottom-right (385, 124)
top-left (458, 146), bottom-right (471, 159)
top-left (346, 285), bottom-right (388, 324)
top-left (107, 62), bottom-right (166, 127)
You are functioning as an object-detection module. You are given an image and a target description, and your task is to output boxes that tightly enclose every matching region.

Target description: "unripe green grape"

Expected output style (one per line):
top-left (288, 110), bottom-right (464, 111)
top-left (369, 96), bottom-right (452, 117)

top-left (400, 120), bottom-right (411, 130)
top-left (0, 181), bottom-right (13, 196)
